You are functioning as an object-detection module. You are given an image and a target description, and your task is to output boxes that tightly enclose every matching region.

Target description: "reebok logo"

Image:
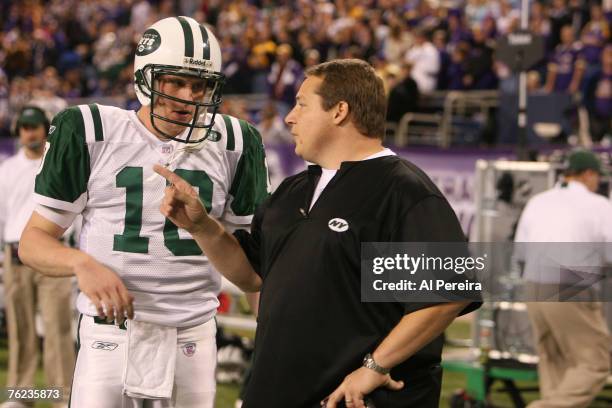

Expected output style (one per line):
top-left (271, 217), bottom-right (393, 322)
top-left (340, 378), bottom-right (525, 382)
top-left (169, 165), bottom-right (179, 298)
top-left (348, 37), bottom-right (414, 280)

top-left (91, 341), bottom-right (118, 351)
top-left (328, 218), bottom-right (349, 232)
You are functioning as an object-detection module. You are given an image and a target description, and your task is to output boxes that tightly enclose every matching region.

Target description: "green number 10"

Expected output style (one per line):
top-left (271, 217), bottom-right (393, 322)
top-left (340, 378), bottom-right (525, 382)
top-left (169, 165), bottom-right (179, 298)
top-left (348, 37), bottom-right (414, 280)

top-left (113, 166), bottom-right (213, 256)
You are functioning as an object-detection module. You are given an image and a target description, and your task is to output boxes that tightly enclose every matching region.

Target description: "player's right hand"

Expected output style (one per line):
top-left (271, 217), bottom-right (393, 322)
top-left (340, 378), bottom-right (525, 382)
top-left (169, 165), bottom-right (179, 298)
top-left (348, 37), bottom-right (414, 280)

top-left (73, 256), bottom-right (134, 324)
top-left (154, 164), bottom-right (210, 233)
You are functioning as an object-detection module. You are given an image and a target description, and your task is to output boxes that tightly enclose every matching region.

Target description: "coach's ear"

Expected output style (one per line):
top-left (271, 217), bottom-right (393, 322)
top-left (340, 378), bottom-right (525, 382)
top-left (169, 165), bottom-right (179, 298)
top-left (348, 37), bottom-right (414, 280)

top-left (332, 101), bottom-right (350, 126)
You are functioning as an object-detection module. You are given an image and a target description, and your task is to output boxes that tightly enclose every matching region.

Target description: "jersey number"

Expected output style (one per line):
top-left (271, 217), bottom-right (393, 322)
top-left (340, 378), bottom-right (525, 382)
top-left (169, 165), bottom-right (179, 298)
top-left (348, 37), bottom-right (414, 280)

top-left (112, 167), bottom-right (213, 255)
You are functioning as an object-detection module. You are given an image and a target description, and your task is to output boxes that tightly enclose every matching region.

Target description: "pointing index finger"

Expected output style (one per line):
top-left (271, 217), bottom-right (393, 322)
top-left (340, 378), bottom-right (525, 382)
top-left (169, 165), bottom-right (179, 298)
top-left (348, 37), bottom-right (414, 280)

top-left (154, 164), bottom-right (184, 186)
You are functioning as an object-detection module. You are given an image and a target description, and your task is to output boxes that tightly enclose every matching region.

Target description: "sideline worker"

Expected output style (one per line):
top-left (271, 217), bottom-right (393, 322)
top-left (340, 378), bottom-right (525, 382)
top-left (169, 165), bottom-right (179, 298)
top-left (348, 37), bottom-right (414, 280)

top-left (0, 106), bottom-right (75, 408)
top-left (515, 149), bottom-right (612, 408)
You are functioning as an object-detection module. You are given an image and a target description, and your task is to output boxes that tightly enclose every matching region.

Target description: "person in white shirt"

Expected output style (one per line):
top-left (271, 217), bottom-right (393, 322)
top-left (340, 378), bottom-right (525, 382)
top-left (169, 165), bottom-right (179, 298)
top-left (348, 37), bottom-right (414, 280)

top-left (0, 106), bottom-right (75, 408)
top-left (514, 150), bottom-right (612, 408)
top-left (404, 29), bottom-right (440, 93)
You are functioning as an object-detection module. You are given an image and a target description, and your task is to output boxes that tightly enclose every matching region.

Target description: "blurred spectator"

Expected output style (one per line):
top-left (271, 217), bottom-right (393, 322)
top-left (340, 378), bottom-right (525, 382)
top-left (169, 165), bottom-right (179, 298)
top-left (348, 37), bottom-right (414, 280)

top-left (367, 10), bottom-right (390, 47)
top-left (465, 0), bottom-right (499, 28)
top-left (92, 21), bottom-right (132, 84)
top-left (447, 47), bottom-right (468, 90)
top-left (294, 29), bottom-right (315, 66)
top-left (383, 22), bottom-right (413, 65)
top-left (221, 36), bottom-right (250, 94)
top-left (371, 56), bottom-right (393, 94)
top-left (464, 26), bottom-right (497, 90)
top-left (447, 12), bottom-right (472, 47)
top-left (433, 29), bottom-right (450, 90)
top-left (569, 0), bottom-right (591, 33)
top-left (267, 44), bottom-right (303, 116)
top-left (303, 49), bottom-right (321, 69)
top-left (583, 45), bottom-right (612, 143)
top-left (248, 26), bottom-right (277, 93)
top-left (579, 3), bottom-right (610, 68)
top-left (527, 70), bottom-right (544, 94)
top-left (256, 101), bottom-right (292, 145)
top-left (29, 68), bottom-right (67, 118)
top-left (497, 0), bottom-right (520, 35)
top-left (405, 29), bottom-right (440, 93)
top-left (481, 15), bottom-right (498, 41)
top-left (8, 77), bottom-right (31, 117)
top-left (544, 25), bottom-right (586, 94)
top-left (351, 20), bottom-right (377, 61)
top-left (549, 0), bottom-right (573, 49)
top-left (530, 1), bottom-right (553, 51)
top-left (131, 0), bottom-right (153, 33)
top-left (3, 33), bottom-right (33, 79)
top-left (0, 68), bottom-right (8, 127)
top-left (220, 98), bottom-right (251, 122)
top-left (386, 63), bottom-right (420, 124)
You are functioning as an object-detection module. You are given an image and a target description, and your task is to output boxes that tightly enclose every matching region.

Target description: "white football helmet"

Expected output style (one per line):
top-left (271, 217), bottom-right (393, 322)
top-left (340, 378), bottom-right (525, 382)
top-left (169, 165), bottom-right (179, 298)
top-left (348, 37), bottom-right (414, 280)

top-left (134, 16), bottom-right (225, 143)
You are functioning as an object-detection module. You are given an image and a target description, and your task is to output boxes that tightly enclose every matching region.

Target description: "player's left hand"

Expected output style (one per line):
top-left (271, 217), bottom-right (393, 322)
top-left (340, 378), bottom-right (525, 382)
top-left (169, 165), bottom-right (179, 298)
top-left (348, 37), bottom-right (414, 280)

top-left (322, 367), bottom-right (404, 408)
top-left (154, 164), bottom-right (209, 233)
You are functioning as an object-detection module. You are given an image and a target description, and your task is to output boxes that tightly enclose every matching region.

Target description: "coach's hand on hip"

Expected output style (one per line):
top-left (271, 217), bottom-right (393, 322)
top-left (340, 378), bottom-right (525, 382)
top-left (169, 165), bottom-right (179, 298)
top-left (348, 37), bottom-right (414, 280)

top-left (154, 164), bottom-right (211, 233)
top-left (323, 366), bottom-right (404, 408)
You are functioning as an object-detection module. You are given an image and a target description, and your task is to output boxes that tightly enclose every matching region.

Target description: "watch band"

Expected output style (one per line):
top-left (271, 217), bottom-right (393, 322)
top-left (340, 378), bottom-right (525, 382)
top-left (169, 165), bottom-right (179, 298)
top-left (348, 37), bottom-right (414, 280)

top-left (362, 353), bottom-right (390, 375)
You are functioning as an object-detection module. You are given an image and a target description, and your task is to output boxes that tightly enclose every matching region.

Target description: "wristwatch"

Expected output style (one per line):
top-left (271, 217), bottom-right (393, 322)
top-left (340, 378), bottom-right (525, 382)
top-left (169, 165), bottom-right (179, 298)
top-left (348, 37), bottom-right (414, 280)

top-left (362, 353), bottom-right (390, 375)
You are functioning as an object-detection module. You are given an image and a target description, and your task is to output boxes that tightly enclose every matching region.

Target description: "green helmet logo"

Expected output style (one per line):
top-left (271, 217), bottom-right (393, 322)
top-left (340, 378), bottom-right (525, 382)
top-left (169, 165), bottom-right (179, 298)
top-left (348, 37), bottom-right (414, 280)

top-left (136, 29), bottom-right (161, 56)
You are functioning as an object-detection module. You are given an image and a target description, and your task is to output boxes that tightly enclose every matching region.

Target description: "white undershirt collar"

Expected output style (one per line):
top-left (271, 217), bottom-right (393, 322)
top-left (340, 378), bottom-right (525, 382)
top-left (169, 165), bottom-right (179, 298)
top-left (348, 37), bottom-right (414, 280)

top-left (309, 148), bottom-right (396, 210)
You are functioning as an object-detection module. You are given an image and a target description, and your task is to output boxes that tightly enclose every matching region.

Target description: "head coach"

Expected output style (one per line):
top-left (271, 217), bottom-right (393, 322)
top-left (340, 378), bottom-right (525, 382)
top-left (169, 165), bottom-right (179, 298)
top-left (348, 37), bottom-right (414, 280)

top-left (155, 59), bottom-right (481, 408)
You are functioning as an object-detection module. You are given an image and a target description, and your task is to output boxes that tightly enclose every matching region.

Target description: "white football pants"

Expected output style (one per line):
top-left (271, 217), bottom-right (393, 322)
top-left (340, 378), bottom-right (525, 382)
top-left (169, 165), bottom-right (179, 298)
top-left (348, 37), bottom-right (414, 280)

top-left (70, 315), bottom-right (216, 408)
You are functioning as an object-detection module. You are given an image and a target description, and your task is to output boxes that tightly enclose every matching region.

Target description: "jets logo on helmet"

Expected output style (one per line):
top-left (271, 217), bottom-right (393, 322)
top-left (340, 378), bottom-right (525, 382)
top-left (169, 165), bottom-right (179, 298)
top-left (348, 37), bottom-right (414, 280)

top-left (136, 29), bottom-right (161, 56)
top-left (134, 16), bottom-right (225, 144)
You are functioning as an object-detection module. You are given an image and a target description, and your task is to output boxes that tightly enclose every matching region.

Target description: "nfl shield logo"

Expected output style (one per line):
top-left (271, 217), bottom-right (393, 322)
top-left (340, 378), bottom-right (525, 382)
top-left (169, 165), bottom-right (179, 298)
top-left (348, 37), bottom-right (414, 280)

top-left (182, 342), bottom-right (197, 357)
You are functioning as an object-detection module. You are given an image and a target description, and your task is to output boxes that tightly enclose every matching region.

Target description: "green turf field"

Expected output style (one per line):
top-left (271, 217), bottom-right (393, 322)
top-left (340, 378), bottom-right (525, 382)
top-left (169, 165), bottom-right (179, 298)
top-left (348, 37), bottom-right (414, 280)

top-left (0, 320), bottom-right (610, 407)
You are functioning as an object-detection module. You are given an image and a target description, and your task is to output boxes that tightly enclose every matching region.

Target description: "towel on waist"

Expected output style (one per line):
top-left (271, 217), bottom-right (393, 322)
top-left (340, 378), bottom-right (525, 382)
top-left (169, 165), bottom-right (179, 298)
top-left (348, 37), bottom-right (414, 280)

top-left (123, 320), bottom-right (178, 399)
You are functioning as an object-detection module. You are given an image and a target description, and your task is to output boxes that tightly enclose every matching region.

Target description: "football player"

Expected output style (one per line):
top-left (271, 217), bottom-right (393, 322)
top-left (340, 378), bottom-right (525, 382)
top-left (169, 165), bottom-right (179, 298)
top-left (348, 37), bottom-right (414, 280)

top-left (19, 16), bottom-right (268, 408)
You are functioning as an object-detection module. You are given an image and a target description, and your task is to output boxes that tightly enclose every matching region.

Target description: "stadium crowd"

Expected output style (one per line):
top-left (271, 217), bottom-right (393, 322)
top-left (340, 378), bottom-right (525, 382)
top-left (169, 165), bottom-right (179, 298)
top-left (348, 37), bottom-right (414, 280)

top-left (0, 0), bottom-right (610, 141)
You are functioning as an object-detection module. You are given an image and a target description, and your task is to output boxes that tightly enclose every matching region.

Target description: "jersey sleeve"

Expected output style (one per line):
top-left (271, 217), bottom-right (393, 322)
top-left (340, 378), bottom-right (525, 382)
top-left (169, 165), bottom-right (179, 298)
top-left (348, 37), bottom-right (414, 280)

top-left (223, 119), bottom-right (270, 225)
top-left (34, 107), bottom-right (90, 213)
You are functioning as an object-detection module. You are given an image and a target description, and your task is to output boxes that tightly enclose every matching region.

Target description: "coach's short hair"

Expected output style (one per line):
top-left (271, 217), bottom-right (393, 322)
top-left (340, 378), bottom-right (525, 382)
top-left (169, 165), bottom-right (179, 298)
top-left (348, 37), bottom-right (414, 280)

top-left (305, 59), bottom-right (387, 139)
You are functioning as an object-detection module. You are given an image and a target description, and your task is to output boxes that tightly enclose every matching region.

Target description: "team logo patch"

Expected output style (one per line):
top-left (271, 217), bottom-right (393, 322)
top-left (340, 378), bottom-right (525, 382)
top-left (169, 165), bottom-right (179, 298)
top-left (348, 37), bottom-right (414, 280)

top-left (136, 29), bottom-right (161, 56)
top-left (48, 125), bottom-right (56, 135)
top-left (328, 218), bottom-right (349, 232)
top-left (182, 342), bottom-right (197, 357)
top-left (207, 130), bottom-right (221, 142)
top-left (91, 341), bottom-right (118, 351)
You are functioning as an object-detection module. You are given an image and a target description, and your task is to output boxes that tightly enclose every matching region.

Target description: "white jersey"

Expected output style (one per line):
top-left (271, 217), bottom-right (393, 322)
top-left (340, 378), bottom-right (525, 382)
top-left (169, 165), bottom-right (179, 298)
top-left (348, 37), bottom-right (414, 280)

top-left (34, 104), bottom-right (269, 327)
